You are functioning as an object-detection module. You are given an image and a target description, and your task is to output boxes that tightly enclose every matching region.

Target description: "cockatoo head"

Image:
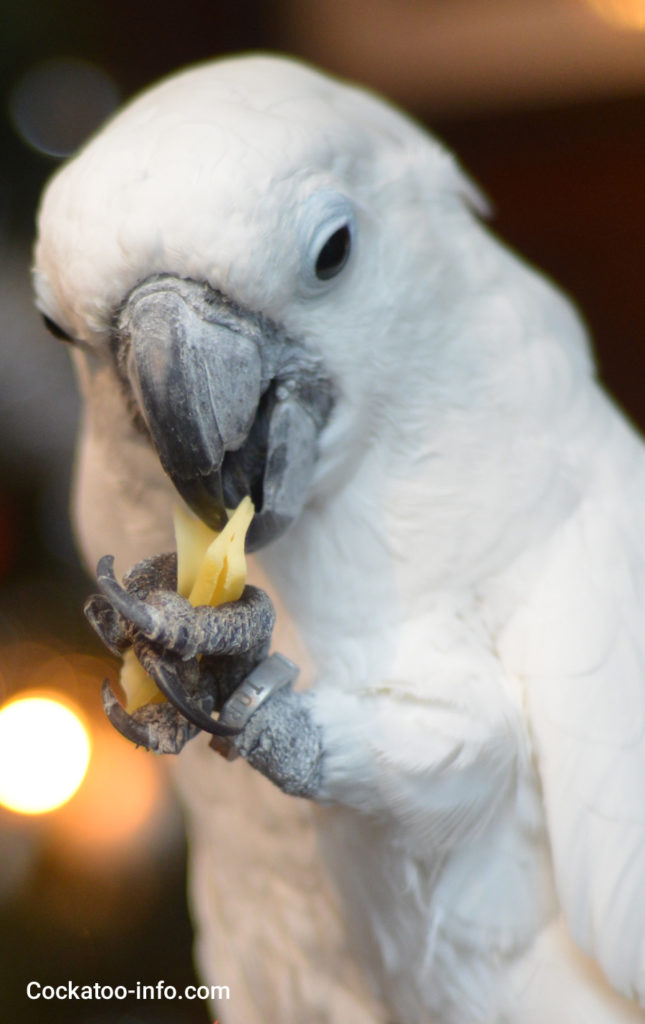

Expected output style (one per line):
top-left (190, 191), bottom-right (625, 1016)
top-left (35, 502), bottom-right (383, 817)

top-left (34, 54), bottom-right (585, 565)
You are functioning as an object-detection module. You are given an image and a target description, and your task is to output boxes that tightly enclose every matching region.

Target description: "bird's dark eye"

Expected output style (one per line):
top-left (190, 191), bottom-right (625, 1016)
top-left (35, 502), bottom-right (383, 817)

top-left (315, 225), bottom-right (351, 281)
top-left (42, 314), bottom-right (74, 343)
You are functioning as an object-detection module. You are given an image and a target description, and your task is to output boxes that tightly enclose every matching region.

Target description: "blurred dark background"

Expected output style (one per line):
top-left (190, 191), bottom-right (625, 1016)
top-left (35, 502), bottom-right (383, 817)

top-left (1, 1), bottom-right (644, 1021)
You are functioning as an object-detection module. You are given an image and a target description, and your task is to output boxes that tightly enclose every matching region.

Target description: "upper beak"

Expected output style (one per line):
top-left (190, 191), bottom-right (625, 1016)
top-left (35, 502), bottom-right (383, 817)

top-left (119, 276), bottom-right (264, 532)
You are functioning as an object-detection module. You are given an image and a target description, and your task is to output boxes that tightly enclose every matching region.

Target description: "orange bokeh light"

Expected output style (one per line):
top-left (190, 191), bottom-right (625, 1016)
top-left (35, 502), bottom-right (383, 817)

top-left (587, 0), bottom-right (645, 30)
top-left (0, 644), bottom-right (172, 862)
top-left (52, 720), bottom-right (164, 859)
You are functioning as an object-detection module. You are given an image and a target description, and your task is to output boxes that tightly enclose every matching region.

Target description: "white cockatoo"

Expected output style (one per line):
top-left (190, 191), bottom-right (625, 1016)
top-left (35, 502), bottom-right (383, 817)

top-left (32, 54), bottom-right (645, 1024)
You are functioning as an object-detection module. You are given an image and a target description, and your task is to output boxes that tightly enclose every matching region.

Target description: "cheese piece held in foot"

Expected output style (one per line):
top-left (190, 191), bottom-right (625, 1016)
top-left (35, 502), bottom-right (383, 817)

top-left (119, 497), bottom-right (255, 714)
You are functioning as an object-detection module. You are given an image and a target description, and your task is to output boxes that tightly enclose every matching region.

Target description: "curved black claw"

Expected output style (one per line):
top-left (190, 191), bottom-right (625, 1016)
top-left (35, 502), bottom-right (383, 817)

top-left (85, 593), bottom-right (130, 655)
top-left (96, 555), bottom-right (158, 636)
top-left (135, 642), bottom-right (241, 737)
top-left (101, 679), bottom-right (199, 755)
top-left (102, 678), bottom-right (157, 748)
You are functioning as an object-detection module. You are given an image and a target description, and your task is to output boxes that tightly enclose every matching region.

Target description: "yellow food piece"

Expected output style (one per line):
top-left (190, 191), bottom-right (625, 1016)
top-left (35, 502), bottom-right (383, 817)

top-left (120, 647), bottom-right (167, 712)
top-left (183, 496), bottom-right (254, 607)
top-left (119, 496), bottom-right (255, 714)
top-left (173, 509), bottom-right (222, 599)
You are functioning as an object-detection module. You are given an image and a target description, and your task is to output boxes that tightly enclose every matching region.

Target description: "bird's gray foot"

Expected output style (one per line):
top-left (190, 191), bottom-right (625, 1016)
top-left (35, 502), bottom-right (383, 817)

top-left (88, 552), bottom-right (321, 793)
top-left (86, 551), bottom-right (276, 753)
top-left (89, 554), bottom-right (274, 659)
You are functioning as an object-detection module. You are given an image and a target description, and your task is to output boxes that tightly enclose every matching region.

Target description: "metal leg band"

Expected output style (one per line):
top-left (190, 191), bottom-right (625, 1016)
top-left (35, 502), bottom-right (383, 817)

top-left (209, 652), bottom-right (299, 759)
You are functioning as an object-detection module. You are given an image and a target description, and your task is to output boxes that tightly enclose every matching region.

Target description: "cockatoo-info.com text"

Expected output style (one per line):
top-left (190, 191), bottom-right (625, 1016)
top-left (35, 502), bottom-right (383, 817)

top-left (33, 54), bottom-right (645, 1024)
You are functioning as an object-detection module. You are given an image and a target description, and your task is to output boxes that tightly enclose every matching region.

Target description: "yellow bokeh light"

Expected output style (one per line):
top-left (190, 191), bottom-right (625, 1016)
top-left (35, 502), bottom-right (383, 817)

top-left (0, 695), bottom-right (91, 815)
top-left (587, 0), bottom-right (645, 30)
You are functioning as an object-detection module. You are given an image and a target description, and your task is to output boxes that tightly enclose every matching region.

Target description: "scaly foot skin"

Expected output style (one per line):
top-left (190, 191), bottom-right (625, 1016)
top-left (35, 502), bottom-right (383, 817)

top-left (85, 552), bottom-right (326, 799)
top-left (228, 682), bottom-right (324, 797)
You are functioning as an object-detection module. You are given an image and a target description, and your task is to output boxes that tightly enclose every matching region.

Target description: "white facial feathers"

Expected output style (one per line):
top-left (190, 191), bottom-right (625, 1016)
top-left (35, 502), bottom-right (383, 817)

top-left (33, 54), bottom-right (483, 340)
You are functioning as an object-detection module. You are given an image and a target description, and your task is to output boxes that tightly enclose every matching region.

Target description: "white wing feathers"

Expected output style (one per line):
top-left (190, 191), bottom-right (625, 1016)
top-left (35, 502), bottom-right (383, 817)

top-left (500, 404), bottom-right (645, 1003)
